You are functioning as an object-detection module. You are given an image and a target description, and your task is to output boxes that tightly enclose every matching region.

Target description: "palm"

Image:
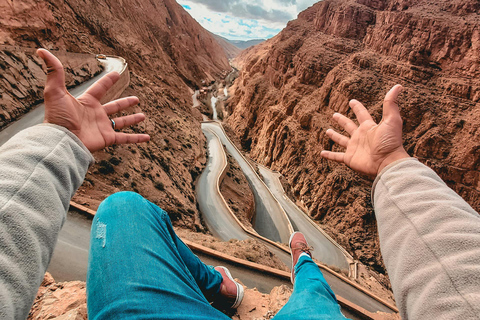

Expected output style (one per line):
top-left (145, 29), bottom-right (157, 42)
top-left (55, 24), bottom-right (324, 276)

top-left (321, 85), bottom-right (409, 176)
top-left (38, 49), bottom-right (149, 152)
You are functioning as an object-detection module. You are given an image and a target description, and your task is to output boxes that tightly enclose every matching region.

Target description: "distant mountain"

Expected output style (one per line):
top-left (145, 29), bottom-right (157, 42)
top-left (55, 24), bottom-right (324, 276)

top-left (210, 33), bottom-right (266, 58)
top-left (230, 39), bottom-right (266, 50)
top-left (210, 33), bottom-right (242, 59)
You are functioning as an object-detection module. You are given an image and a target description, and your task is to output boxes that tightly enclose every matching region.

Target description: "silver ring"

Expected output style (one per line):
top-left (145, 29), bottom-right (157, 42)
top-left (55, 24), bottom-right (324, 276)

top-left (110, 119), bottom-right (116, 130)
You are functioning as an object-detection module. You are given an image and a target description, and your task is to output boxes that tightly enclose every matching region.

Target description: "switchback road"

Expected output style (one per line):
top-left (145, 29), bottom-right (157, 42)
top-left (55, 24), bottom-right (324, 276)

top-left (202, 121), bottom-right (293, 244)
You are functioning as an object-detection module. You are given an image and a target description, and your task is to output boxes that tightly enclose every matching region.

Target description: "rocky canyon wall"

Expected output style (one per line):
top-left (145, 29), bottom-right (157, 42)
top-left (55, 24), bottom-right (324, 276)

top-left (0, 0), bottom-right (231, 227)
top-left (227, 0), bottom-right (480, 274)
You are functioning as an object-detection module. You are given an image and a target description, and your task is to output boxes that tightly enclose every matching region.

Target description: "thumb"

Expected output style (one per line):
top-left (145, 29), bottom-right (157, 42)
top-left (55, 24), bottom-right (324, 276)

top-left (382, 84), bottom-right (403, 125)
top-left (37, 48), bottom-right (66, 92)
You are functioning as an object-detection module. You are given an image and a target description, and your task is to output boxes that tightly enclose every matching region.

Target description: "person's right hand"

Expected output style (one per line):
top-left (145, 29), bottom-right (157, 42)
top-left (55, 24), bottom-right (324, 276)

top-left (37, 49), bottom-right (150, 152)
top-left (320, 85), bottom-right (410, 177)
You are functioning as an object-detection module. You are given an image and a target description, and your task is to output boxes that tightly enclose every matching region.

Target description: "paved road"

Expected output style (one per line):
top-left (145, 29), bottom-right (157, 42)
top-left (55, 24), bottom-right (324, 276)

top-left (192, 90), bottom-right (200, 108)
top-left (47, 210), bottom-right (92, 282)
top-left (197, 126), bottom-right (292, 267)
top-left (211, 95), bottom-right (218, 120)
top-left (196, 128), bottom-right (249, 241)
top-left (259, 165), bottom-right (350, 271)
top-left (0, 56), bottom-right (125, 145)
top-left (202, 121), bottom-right (293, 244)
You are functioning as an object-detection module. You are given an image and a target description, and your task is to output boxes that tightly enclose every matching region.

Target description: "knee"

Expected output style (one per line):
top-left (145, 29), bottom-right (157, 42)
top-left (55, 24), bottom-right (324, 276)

top-left (96, 191), bottom-right (168, 223)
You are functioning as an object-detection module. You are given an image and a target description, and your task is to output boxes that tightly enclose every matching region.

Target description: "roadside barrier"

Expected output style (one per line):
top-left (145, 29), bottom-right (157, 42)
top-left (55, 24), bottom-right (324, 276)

top-left (100, 55), bottom-right (129, 104)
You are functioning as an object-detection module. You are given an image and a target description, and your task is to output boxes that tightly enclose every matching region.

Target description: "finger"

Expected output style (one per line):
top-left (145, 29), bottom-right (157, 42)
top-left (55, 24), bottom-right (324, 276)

top-left (382, 85), bottom-right (403, 125)
top-left (84, 72), bottom-right (120, 101)
top-left (36, 48), bottom-right (66, 91)
top-left (112, 113), bottom-right (146, 130)
top-left (349, 99), bottom-right (374, 123)
top-left (104, 96), bottom-right (140, 115)
top-left (326, 129), bottom-right (349, 148)
top-left (332, 113), bottom-right (357, 135)
top-left (320, 150), bottom-right (345, 164)
top-left (114, 133), bottom-right (150, 145)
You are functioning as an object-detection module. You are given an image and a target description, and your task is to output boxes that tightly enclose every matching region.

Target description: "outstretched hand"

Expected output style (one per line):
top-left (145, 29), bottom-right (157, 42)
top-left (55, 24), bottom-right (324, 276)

top-left (37, 49), bottom-right (150, 152)
top-left (320, 85), bottom-right (410, 177)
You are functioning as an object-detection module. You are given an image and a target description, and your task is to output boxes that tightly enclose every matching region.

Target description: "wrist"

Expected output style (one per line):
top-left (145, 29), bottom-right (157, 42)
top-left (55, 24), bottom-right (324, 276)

top-left (376, 149), bottom-right (410, 176)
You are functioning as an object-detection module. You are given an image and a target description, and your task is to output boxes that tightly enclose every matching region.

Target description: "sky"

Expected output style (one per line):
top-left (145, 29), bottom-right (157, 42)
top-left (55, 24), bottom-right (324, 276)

top-left (176, 0), bottom-right (319, 41)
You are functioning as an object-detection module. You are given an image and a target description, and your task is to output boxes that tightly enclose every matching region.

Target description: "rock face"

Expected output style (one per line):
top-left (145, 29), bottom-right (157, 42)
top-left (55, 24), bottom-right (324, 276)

top-left (29, 273), bottom-right (87, 320)
top-left (0, 47), bottom-right (103, 130)
top-left (1, 0), bottom-right (231, 226)
top-left (227, 0), bottom-right (480, 274)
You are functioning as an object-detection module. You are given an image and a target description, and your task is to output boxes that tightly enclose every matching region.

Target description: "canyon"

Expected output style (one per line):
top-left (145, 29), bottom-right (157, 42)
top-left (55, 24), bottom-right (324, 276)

top-left (226, 0), bottom-right (480, 277)
top-left (3, 0), bottom-right (479, 317)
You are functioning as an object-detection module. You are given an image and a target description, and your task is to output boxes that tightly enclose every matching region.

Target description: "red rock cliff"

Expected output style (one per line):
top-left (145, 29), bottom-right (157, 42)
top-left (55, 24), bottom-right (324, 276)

top-left (227, 0), bottom-right (480, 274)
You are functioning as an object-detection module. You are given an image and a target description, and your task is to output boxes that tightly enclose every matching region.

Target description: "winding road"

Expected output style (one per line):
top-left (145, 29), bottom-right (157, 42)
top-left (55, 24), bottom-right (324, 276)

top-left (197, 126), bottom-right (293, 267)
top-left (196, 128), bottom-right (249, 241)
top-left (259, 165), bottom-right (351, 271)
top-left (0, 56), bottom-right (125, 146)
top-left (202, 121), bottom-right (293, 244)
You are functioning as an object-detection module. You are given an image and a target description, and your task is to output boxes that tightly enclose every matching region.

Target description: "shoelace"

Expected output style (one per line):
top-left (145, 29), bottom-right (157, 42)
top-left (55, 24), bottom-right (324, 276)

top-left (292, 243), bottom-right (314, 254)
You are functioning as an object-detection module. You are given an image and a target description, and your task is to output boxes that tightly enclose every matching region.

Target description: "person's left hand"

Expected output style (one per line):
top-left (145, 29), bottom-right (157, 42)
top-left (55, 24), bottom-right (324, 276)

top-left (37, 48), bottom-right (150, 152)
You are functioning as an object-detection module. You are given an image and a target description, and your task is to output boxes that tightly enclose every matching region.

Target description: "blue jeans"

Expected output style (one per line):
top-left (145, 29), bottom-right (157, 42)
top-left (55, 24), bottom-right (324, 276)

top-left (87, 192), bottom-right (347, 319)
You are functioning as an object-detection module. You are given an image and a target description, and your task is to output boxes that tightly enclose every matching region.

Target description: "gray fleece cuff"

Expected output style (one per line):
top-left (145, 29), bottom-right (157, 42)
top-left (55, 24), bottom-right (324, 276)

top-left (37, 123), bottom-right (95, 166)
top-left (371, 157), bottom-right (418, 204)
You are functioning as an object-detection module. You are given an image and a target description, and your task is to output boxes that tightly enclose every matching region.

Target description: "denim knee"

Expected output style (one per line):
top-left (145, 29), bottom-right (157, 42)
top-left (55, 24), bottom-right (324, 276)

top-left (96, 191), bottom-right (168, 224)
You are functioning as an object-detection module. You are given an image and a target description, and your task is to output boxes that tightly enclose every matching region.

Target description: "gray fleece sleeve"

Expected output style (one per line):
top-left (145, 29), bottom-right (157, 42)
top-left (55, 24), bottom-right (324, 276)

top-left (0, 124), bottom-right (94, 320)
top-left (372, 158), bottom-right (480, 320)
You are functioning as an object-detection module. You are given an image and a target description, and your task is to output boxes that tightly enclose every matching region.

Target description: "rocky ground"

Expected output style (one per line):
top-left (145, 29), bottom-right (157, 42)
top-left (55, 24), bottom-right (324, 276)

top-left (176, 228), bottom-right (288, 271)
top-left (28, 273), bottom-right (294, 320)
top-left (226, 0), bottom-right (480, 280)
top-left (220, 152), bottom-right (255, 228)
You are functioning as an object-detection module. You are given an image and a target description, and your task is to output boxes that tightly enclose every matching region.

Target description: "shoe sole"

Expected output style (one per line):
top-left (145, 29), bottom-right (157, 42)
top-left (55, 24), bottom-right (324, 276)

top-left (217, 266), bottom-right (244, 309)
top-left (289, 231), bottom-right (301, 285)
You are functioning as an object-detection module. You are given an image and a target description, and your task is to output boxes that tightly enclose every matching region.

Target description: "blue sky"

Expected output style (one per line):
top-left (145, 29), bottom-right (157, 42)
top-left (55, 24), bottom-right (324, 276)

top-left (176, 0), bottom-right (319, 41)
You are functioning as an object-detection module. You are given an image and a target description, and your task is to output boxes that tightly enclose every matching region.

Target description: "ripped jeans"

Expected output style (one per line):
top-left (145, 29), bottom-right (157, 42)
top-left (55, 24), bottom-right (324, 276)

top-left (87, 192), bottom-right (347, 319)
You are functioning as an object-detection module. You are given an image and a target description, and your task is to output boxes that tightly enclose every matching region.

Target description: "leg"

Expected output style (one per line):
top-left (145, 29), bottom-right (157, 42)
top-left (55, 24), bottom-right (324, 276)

top-left (87, 192), bottom-right (229, 320)
top-left (173, 228), bottom-right (223, 300)
top-left (273, 255), bottom-right (348, 319)
top-left (274, 232), bottom-right (348, 319)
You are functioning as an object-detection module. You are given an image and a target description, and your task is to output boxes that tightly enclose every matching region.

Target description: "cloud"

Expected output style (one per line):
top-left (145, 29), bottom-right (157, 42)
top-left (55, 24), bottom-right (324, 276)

top-left (186, 0), bottom-right (297, 24)
top-left (176, 0), bottom-right (319, 40)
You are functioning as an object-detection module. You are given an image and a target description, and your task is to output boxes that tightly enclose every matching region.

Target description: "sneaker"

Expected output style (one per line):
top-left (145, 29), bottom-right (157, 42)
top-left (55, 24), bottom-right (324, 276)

top-left (289, 232), bottom-right (313, 284)
top-left (214, 266), bottom-right (244, 309)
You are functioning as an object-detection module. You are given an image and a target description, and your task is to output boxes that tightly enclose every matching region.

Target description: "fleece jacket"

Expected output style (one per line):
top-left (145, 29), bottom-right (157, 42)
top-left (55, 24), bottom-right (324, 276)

top-left (373, 158), bottom-right (480, 320)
